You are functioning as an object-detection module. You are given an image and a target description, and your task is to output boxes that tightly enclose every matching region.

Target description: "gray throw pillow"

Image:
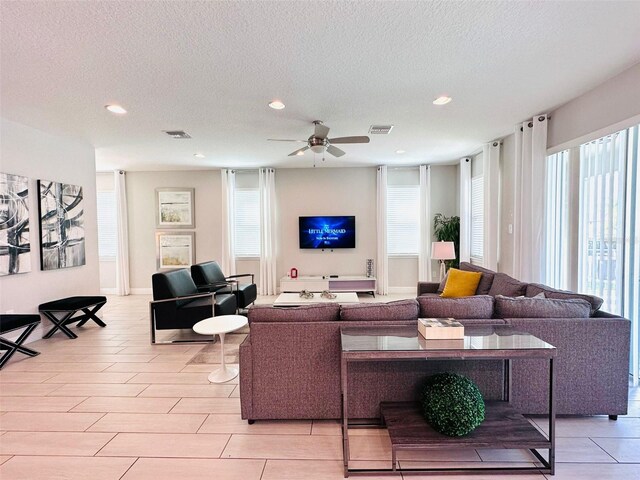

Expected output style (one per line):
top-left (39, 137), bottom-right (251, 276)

top-left (417, 295), bottom-right (494, 319)
top-left (525, 283), bottom-right (603, 315)
top-left (494, 295), bottom-right (591, 319)
top-left (488, 273), bottom-right (528, 297)
top-left (340, 299), bottom-right (419, 321)
top-left (459, 262), bottom-right (496, 295)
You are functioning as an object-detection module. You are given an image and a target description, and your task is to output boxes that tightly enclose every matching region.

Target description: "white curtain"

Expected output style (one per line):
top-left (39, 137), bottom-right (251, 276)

top-left (114, 170), bottom-right (130, 296)
top-left (483, 141), bottom-right (501, 270)
top-left (221, 169), bottom-right (236, 276)
top-left (459, 158), bottom-right (471, 263)
top-left (418, 165), bottom-right (432, 281)
top-left (376, 166), bottom-right (388, 295)
top-left (259, 168), bottom-right (277, 295)
top-left (513, 114), bottom-right (548, 283)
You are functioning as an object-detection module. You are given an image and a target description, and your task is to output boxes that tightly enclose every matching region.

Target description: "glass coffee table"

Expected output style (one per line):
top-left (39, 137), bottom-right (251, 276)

top-left (340, 324), bottom-right (556, 477)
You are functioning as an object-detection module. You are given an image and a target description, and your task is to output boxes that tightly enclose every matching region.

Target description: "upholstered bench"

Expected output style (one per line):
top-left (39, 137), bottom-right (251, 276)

top-left (38, 296), bottom-right (107, 339)
top-left (0, 314), bottom-right (41, 369)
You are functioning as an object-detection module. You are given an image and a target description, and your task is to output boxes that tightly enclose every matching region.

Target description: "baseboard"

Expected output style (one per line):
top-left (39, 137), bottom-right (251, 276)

top-left (100, 288), bottom-right (117, 295)
top-left (388, 287), bottom-right (416, 294)
top-left (130, 288), bottom-right (153, 295)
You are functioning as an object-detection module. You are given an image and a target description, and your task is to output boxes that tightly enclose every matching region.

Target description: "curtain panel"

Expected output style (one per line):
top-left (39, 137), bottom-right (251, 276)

top-left (221, 169), bottom-right (236, 276)
top-left (259, 168), bottom-right (277, 295)
top-left (418, 165), bottom-right (432, 282)
top-left (376, 166), bottom-right (388, 295)
top-left (114, 170), bottom-right (130, 296)
top-left (513, 115), bottom-right (548, 283)
top-left (459, 157), bottom-right (471, 263)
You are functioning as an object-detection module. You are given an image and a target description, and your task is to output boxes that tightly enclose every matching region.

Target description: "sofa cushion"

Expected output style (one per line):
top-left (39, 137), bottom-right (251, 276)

top-left (459, 262), bottom-right (496, 295)
top-left (339, 299), bottom-right (419, 321)
top-left (494, 295), bottom-right (591, 319)
top-left (441, 269), bottom-right (482, 298)
top-left (525, 283), bottom-right (603, 315)
top-left (417, 295), bottom-right (494, 319)
top-left (488, 272), bottom-right (527, 297)
top-left (248, 303), bottom-right (340, 323)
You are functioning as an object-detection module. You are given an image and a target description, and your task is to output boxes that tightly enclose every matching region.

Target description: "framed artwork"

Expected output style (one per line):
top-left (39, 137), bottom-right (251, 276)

top-left (156, 188), bottom-right (195, 228)
top-left (156, 232), bottom-right (195, 270)
top-left (37, 179), bottom-right (86, 270)
top-left (0, 172), bottom-right (31, 276)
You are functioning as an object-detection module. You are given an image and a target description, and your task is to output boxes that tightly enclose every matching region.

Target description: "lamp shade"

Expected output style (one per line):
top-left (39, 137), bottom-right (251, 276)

top-left (431, 241), bottom-right (456, 260)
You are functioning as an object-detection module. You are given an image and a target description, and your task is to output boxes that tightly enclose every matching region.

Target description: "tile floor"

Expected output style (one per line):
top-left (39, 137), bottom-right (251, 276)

top-left (0, 294), bottom-right (638, 479)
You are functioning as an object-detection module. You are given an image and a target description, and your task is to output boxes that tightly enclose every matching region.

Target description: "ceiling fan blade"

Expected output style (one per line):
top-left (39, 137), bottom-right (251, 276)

top-left (288, 146), bottom-right (309, 157)
top-left (268, 139), bottom-right (306, 142)
top-left (328, 136), bottom-right (370, 144)
top-left (326, 145), bottom-right (346, 157)
top-left (314, 123), bottom-right (330, 139)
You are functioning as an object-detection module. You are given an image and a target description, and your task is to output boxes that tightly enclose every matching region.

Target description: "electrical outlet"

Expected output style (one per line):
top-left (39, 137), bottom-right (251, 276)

top-left (508, 224), bottom-right (513, 234)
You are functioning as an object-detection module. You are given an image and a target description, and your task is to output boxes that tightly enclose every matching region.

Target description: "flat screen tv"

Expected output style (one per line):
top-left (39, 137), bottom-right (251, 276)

top-left (299, 216), bottom-right (356, 249)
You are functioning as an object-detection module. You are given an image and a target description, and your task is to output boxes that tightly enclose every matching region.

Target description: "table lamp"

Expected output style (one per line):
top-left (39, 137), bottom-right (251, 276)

top-left (431, 241), bottom-right (456, 281)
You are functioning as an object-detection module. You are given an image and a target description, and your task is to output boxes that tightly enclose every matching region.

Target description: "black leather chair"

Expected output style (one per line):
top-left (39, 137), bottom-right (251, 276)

top-left (150, 268), bottom-right (237, 343)
top-left (191, 261), bottom-right (257, 312)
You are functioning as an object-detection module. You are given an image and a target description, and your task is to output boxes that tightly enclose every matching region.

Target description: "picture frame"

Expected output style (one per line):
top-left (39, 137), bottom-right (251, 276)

top-left (156, 231), bottom-right (196, 270)
top-left (0, 172), bottom-right (31, 276)
top-left (156, 188), bottom-right (195, 228)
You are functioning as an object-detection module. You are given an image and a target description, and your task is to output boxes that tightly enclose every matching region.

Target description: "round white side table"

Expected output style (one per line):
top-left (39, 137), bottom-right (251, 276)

top-left (193, 314), bottom-right (248, 383)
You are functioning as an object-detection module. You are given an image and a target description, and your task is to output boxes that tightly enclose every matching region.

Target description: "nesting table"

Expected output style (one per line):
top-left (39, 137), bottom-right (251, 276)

top-left (193, 314), bottom-right (248, 383)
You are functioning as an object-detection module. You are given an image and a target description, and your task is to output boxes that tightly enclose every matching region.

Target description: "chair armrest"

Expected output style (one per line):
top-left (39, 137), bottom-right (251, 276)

top-left (417, 281), bottom-right (439, 296)
top-left (196, 280), bottom-right (237, 293)
top-left (226, 273), bottom-right (255, 284)
top-left (150, 292), bottom-right (214, 305)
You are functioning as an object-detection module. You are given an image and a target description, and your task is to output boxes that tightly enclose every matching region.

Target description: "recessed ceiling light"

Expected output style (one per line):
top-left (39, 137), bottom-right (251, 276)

top-left (194, 153), bottom-right (205, 159)
top-left (433, 96), bottom-right (452, 106)
top-left (395, 149), bottom-right (406, 154)
top-left (296, 150), bottom-right (305, 156)
top-left (105, 104), bottom-right (127, 114)
top-left (268, 100), bottom-right (285, 110)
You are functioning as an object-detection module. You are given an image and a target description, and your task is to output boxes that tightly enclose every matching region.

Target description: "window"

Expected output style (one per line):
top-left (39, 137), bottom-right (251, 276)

top-left (470, 175), bottom-right (484, 264)
top-left (234, 188), bottom-right (260, 257)
top-left (387, 185), bottom-right (420, 255)
top-left (96, 191), bottom-right (116, 260)
top-left (544, 150), bottom-right (570, 289)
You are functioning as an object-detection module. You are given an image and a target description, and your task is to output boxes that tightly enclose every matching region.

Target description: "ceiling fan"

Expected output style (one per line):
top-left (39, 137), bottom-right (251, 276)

top-left (268, 120), bottom-right (370, 157)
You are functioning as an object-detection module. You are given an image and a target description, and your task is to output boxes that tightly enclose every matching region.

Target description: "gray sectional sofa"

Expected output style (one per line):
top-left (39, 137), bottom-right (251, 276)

top-left (239, 264), bottom-right (630, 422)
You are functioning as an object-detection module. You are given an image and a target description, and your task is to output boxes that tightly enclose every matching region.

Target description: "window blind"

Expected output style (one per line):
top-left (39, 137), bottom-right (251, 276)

top-left (97, 191), bottom-right (116, 259)
top-left (470, 175), bottom-right (484, 264)
top-left (234, 188), bottom-right (260, 257)
top-left (544, 150), bottom-right (570, 289)
top-left (387, 185), bottom-right (420, 255)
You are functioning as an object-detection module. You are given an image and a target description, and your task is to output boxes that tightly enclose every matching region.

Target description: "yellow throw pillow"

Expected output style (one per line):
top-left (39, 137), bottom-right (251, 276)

top-left (440, 268), bottom-right (482, 298)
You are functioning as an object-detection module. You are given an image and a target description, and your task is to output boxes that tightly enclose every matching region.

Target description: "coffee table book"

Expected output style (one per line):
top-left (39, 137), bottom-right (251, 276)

top-left (418, 318), bottom-right (464, 340)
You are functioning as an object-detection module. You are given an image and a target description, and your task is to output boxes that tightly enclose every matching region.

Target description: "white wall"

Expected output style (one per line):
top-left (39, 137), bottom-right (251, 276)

top-left (548, 62), bottom-right (640, 150)
top-left (125, 170), bottom-right (222, 291)
top-left (430, 164), bottom-right (459, 277)
top-left (0, 118), bottom-right (100, 340)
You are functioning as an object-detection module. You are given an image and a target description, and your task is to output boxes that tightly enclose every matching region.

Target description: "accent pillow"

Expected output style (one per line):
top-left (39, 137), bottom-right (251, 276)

top-left (459, 262), bottom-right (496, 295)
top-left (417, 295), bottom-right (494, 319)
top-left (441, 269), bottom-right (482, 298)
top-left (525, 283), bottom-right (603, 315)
top-left (248, 303), bottom-right (340, 323)
top-left (488, 273), bottom-right (528, 297)
top-left (494, 295), bottom-right (591, 319)
top-left (340, 299), bottom-right (419, 321)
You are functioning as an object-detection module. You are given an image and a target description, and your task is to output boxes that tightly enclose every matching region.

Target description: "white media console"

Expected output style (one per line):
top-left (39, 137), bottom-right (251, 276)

top-left (279, 275), bottom-right (377, 296)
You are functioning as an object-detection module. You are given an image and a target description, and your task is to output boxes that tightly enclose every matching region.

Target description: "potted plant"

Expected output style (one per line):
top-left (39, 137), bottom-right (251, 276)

top-left (433, 214), bottom-right (460, 269)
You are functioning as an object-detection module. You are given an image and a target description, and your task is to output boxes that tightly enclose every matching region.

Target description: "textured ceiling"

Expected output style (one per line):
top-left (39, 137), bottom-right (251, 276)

top-left (2, 1), bottom-right (640, 171)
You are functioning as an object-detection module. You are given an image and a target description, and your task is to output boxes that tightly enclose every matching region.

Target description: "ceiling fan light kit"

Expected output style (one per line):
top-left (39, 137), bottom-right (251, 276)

top-left (269, 120), bottom-right (370, 159)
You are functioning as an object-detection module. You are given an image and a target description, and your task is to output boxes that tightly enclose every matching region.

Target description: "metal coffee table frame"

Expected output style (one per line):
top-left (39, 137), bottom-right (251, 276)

top-left (340, 326), bottom-right (556, 477)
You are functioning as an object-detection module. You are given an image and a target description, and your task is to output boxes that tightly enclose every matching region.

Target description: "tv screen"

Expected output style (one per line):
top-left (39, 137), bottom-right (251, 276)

top-left (299, 216), bottom-right (356, 249)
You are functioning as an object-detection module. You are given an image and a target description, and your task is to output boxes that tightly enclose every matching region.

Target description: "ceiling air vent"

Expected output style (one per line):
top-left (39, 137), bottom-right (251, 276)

top-left (163, 130), bottom-right (192, 139)
top-left (369, 125), bottom-right (394, 135)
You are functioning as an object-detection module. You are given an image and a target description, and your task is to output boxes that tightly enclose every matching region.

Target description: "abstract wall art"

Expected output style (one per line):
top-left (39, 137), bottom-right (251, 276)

top-left (156, 232), bottom-right (195, 270)
top-left (156, 188), bottom-right (195, 228)
top-left (0, 172), bottom-right (31, 276)
top-left (38, 180), bottom-right (86, 270)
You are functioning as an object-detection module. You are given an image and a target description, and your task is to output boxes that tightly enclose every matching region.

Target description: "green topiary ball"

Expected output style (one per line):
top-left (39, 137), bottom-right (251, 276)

top-left (420, 372), bottom-right (485, 437)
